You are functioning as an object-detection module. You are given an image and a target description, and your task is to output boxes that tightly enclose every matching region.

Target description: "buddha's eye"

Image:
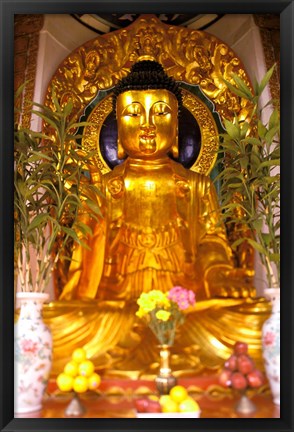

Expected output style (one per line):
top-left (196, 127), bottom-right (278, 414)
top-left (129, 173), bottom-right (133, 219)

top-left (152, 103), bottom-right (171, 116)
top-left (122, 103), bottom-right (142, 117)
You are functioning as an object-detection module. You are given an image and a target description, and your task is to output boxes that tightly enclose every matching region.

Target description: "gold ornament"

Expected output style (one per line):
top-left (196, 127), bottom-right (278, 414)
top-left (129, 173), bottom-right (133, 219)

top-left (41, 15), bottom-right (269, 378)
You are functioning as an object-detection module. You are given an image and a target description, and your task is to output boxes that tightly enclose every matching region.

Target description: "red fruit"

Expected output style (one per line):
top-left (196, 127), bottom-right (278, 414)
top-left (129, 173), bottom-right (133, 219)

top-left (237, 354), bottom-right (254, 375)
top-left (224, 354), bottom-right (238, 371)
top-left (231, 372), bottom-right (247, 390)
top-left (234, 342), bottom-right (248, 355)
top-left (134, 398), bottom-right (149, 413)
top-left (219, 369), bottom-right (232, 387)
top-left (145, 400), bottom-right (162, 413)
top-left (247, 369), bottom-right (265, 388)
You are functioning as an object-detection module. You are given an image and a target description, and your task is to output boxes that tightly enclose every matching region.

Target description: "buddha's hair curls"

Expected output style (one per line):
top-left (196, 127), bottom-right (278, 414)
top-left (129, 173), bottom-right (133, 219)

top-left (112, 60), bottom-right (183, 115)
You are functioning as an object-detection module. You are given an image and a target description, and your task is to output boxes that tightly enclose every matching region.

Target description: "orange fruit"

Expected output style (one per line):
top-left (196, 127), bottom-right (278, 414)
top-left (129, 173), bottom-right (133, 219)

top-left (160, 395), bottom-right (179, 413)
top-left (88, 373), bottom-right (101, 390)
top-left (169, 385), bottom-right (188, 403)
top-left (73, 375), bottom-right (88, 393)
top-left (79, 360), bottom-right (95, 377)
top-left (159, 395), bottom-right (171, 405)
top-left (72, 348), bottom-right (87, 363)
top-left (56, 373), bottom-right (74, 392)
top-left (179, 396), bottom-right (200, 413)
top-left (64, 361), bottom-right (79, 377)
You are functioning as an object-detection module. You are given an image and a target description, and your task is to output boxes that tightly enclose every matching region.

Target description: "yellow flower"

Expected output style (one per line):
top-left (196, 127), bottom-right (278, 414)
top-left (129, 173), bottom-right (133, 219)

top-left (135, 308), bottom-right (146, 318)
top-left (155, 310), bottom-right (171, 321)
top-left (137, 292), bottom-right (158, 312)
top-left (148, 290), bottom-right (171, 309)
top-left (136, 291), bottom-right (171, 317)
top-left (137, 299), bottom-right (156, 313)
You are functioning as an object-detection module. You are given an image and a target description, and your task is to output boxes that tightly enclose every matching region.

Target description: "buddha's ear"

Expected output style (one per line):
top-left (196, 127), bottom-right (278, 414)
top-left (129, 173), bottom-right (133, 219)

top-left (171, 134), bottom-right (179, 159)
top-left (117, 138), bottom-right (127, 159)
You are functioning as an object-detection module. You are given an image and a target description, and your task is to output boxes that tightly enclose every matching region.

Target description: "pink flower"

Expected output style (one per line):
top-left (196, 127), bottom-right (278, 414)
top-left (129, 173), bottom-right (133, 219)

top-left (264, 331), bottom-right (275, 346)
top-left (188, 290), bottom-right (196, 304)
top-left (21, 339), bottom-right (39, 354)
top-left (168, 286), bottom-right (196, 310)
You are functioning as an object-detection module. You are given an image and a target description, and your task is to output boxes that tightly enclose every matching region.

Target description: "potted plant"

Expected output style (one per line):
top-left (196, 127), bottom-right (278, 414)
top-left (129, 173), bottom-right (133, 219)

top-left (14, 85), bottom-right (102, 414)
top-left (215, 64), bottom-right (280, 405)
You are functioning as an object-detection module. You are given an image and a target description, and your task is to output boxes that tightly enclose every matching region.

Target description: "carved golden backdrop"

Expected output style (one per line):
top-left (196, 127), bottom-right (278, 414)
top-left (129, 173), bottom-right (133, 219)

top-left (45, 14), bottom-right (252, 119)
top-left (45, 14), bottom-right (253, 168)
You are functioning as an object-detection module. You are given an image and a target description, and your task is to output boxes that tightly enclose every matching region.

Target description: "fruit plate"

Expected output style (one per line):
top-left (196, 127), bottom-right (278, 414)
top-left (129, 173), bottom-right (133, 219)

top-left (136, 411), bottom-right (201, 418)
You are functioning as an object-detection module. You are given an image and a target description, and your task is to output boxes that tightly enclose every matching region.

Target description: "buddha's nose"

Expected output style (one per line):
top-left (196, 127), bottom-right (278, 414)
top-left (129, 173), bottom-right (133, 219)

top-left (141, 114), bottom-right (156, 132)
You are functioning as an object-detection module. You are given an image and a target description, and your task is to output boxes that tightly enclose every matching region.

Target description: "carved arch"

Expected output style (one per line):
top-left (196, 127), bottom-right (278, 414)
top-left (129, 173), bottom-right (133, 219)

top-left (45, 14), bottom-right (253, 176)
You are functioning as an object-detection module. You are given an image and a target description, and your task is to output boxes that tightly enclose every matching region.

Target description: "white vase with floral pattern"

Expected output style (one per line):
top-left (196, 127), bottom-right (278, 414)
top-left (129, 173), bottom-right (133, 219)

top-left (261, 288), bottom-right (280, 406)
top-left (14, 292), bottom-right (52, 414)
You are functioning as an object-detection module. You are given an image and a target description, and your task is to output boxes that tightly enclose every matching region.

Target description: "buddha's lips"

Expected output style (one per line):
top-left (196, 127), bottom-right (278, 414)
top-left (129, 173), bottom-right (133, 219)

top-left (139, 134), bottom-right (156, 140)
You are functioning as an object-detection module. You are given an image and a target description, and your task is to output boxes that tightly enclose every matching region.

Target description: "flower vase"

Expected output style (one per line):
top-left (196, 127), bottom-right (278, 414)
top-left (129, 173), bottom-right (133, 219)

top-left (261, 288), bottom-right (280, 405)
top-left (14, 292), bottom-right (53, 414)
top-left (155, 344), bottom-right (177, 395)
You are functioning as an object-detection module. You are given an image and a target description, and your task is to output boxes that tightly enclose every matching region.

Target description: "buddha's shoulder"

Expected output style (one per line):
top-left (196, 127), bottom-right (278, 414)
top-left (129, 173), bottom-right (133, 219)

top-left (170, 160), bottom-right (212, 186)
top-left (102, 163), bottom-right (125, 182)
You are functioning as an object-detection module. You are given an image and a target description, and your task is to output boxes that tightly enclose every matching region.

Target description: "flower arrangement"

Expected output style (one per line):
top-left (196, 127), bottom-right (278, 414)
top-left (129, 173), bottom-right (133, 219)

top-left (136, 286), bottom-right (196, 346)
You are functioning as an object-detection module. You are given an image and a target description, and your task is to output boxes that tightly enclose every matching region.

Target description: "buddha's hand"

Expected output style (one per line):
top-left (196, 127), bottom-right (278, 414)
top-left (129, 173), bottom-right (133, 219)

top-left (204, 265), bottom-right (255, 299)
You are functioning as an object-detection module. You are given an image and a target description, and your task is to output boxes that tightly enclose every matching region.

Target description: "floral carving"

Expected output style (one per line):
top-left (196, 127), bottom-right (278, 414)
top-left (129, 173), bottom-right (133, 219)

top-left (45, 15), bottom-right (252, 132)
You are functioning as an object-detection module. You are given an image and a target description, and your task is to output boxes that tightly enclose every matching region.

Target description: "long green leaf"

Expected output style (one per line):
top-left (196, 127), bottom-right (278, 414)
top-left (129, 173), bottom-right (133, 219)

top-left (257, 120), bottom-right (267, 139)
top-left (247, 238), bottom-right (268, 255)
top-left (62, 227), bottom-right (81, 243)
top-left (258, 64), bottom-right (276, 96)
top-left (222, 77), bottom-right (252, 99)
top-left (63, 100), bottom-right (73, 117)
top-left (269, 253), bottom-right (280, 262)
top-left (232, 74), bottom-right (253, 99)
top-left (223, 119), bottom-right (240, 141)
top-left (28, 213), bottom-right (50, 231)
top-left (31, 110), bottom-right (59, 131)
top-left (256, 159), bottom-right (280, 171)
top-left (269, 109), bottom-right (280, 130)
top-left (265, 126), bottom-right (280, 145)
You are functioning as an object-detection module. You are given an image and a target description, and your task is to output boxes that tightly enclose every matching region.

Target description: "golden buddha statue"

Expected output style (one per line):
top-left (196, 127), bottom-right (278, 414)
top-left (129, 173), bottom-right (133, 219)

top-left (42, 60), bottom-right (271, 378)
top-left (60, 60), bottom-right (253, 303)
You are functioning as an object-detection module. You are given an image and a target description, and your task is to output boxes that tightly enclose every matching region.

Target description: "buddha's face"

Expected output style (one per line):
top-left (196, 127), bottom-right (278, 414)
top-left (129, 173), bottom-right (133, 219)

top-left (116, 89), bottom-right (178, 159)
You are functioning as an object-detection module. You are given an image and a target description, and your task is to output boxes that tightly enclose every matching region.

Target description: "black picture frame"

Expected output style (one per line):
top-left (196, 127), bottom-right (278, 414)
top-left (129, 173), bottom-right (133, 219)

top-left (0, 1), bottom-right (293, 431)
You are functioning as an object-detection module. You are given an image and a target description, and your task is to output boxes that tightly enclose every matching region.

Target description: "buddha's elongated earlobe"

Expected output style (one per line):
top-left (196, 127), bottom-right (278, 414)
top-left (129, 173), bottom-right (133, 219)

top-left (172, 133), bottom-right (179, 159)
top-left (117, 138), bottom-right (127, 159)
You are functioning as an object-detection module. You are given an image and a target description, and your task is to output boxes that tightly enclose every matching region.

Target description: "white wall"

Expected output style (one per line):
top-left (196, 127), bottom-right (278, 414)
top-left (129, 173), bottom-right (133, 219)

top-left (33, 15), bottom-right (97, 109)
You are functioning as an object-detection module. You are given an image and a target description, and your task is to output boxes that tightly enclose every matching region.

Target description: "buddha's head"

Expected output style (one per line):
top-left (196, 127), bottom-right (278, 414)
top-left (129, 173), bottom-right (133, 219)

top-left (113, 60), bottom-right (183, 160)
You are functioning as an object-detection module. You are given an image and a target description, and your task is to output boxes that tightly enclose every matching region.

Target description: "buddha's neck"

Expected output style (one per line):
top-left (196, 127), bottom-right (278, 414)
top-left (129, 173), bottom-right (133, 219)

top-left (127, 156), bottom-right (171, 169)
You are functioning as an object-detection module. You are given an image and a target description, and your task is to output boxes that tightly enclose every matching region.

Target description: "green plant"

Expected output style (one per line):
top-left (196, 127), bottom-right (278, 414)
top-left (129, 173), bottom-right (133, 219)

top-left (215, 65), bottom-right (280, 288)
top-left (14, 87), bottom-right (102, 293)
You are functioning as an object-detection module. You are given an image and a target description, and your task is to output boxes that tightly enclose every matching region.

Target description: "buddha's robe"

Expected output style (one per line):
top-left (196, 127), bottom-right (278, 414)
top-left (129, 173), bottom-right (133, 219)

top-left (60, 158), bottom-right (234, 302)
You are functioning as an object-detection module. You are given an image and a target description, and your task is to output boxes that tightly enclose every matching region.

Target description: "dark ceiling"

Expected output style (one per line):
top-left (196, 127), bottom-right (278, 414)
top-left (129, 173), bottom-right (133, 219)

top-left (72, 14), bottom-right (224, 34)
